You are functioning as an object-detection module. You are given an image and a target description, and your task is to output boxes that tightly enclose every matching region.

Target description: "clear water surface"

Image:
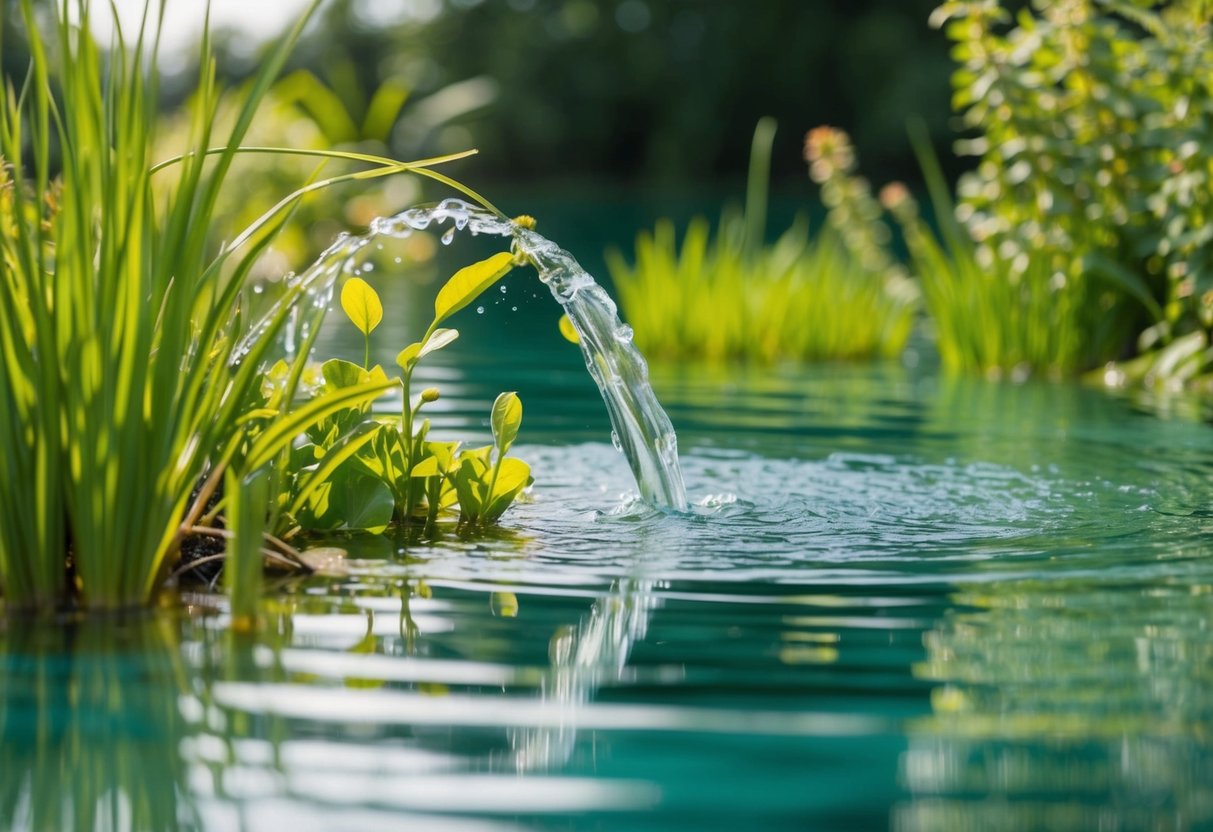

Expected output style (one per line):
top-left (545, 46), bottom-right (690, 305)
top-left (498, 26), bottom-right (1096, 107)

top-left (4, 263), bottom-right (1213, 831)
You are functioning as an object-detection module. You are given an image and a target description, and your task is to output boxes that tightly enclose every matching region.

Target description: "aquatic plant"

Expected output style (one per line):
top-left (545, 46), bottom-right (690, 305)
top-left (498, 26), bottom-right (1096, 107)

top-left (607, 120), bottom-right (917, 364)
top-left (261, 261), bottom-right (532, 537)
top-left (929, 0), bottom-right (1213, 384)
top-left (0, 0), bottom-right (482, 611)
top-left (882, 127), bottom-right (1129, 379)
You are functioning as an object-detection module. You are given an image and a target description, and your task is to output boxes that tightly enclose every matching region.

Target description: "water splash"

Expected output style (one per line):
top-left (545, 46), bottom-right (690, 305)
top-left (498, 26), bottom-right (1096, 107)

top-left (239, 198), bottom-right (688, 512)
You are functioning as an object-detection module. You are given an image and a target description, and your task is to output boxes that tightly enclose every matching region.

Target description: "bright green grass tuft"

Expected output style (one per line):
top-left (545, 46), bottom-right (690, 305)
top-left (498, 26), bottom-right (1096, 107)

top-left (607, 121), bottom-right (917, 365)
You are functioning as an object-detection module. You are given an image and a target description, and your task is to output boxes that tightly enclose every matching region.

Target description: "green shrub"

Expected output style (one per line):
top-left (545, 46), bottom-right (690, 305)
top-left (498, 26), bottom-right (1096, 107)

top-left (884, 128), bottom-right (1131, 379)
top-left (929, 0), bottom-right (1213, 384)
top-left (607, 120), bottom-right (917, 364)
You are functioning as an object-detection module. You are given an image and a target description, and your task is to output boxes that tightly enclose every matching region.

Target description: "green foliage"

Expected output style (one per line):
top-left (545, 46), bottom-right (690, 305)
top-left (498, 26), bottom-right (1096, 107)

top-left (0, 1), bottom-right (483, 611)
top-left (884, 127), bottom-right (1130, 378)
top-left (608, 122), bottom-right (918, 364)
top-left (299, 0), bottom-right (953, 186)
top-left (267, 259), bottom-right (532, 537)
top-left (152, 69), bottom-right (475, 275)
top-left (930, 0), bottom-right (1213, 383)
top-left (434, 252), bottom-right (516, 324)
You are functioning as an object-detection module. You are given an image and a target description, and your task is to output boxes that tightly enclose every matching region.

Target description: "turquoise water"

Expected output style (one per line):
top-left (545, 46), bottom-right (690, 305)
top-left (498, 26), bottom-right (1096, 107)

top-left (5, 274), bottom-right (1213, 830)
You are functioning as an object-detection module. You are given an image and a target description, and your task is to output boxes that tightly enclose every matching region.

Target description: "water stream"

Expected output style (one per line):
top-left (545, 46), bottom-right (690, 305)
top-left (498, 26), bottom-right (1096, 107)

top-left (369, 199), bottom-right (688, 511)
top-left (244, 197), bottom-right (688, 512)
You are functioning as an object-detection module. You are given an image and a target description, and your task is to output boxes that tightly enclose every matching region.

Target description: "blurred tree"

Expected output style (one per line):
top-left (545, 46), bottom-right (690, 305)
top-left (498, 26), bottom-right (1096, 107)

top-left (3, 1), bottom-right (962, 189)
top-left (285, 0), bottom-right (957, 189)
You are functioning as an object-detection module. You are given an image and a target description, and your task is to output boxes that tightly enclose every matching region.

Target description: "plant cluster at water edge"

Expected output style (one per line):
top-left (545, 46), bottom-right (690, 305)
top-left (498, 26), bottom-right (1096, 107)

top-left (607, 119), bottom-right (918, 364)
top-left (896, 0), bottom-right (1213, 384)
top-left (0, 0), bottom-right (517, 613)
top-left (250, 256), bottom-right (533, 540)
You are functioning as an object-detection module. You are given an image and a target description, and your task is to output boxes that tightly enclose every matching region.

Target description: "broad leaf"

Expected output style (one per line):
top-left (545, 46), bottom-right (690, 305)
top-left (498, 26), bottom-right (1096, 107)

top-left (558, 314), bottom-right (580, 344)
top-left (434, 252), bottom-right (515, 324)
top-left (341, 277), bottom-right (383, 335)
top-left (484, 457), bottom-right (532, 521)
top-left (491, 457), bottom-right (532, 498)
top-left (410, 456), bottom-right (441, 477)
top-left (297, 466), bottom-right (395, 532)
top-left (322, 358), bottom-right (367, 390)
top-left (454, 457), bottom-right (487, 517)
top-left (289, 422), bottom-right (384, 518)
top-left (491, 392), bottom-right (522, 457)
top-left (411, 440), bottom-right (459, 477)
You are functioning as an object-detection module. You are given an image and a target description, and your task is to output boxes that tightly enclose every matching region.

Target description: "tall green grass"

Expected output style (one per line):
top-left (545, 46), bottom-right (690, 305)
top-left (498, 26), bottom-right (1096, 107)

top-left (883, 125), bottom-right (1135, 380)
top-left (0, 1), bottom-right (479, 611)
top-left (608, 120), bottom-right (917, 364)
top-left (924, 0), bottom-right (1202, 384)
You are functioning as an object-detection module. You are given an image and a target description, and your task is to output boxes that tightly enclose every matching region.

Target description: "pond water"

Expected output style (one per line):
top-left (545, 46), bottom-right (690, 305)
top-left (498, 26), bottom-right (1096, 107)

top-left (4, 270), bottom-right (1213, 830)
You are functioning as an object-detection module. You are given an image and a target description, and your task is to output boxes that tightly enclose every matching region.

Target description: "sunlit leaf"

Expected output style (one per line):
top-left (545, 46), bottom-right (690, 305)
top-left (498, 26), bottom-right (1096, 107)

top-left (490, 457), bottom-right (531, 499)
top-left (491, 392), bottom-right (522, 457)
top-left (322, 358), bottom-right (367, 390)
top-left (341, 276), bottom-right (383, 336)
top-left (454, 457), bottom-right (486, 517)
top-left (410, 456), bottom-right (441, 477)
top-left (558, 313), bottom-right (580, 344)
top-left (434, 252), bottom-right (514, 324)
top-left (484, 458), bottom-right (532, 521)
top-left (396, 327), bottom-right (459, 370)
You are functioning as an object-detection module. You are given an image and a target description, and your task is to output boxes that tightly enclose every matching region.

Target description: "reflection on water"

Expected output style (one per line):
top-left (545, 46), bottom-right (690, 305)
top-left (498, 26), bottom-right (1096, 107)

top-left (0, 618), bottom-right (199, 832)
top-left (4, 358), bottom-right (1213, 829)
top-left (900, 577), bottom-right (1213, 831)
top-left (513, 577), bottom-right (661, 772)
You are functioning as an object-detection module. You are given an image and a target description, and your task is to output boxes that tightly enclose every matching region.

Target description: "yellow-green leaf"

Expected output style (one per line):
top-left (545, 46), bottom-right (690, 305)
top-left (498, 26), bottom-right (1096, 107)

top-left (558, 313), bottom-right (580, 344)
top-left (490, 457), bottom-right (531, 499)
top-left (420, 328), bottom-right (459, 357)
top-left (396, 328), bottom-right (460, 370)
top-left (491, 392), bottom-right (522, 456)
top-left (341, 277), bottom-right (383, 336)
top-left (410, 456), bottom-right (441, 477)
top-left (434, 252), bottom-right (515, 324)
top-left (396, 341), bottom-right (422, 369)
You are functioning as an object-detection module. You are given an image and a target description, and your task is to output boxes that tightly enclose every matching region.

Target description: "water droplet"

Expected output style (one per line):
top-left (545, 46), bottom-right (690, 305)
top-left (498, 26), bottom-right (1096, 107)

top-left (252, 284), bottom-right (264, 294)
top-left (476, 306), bottom-right (485, 314)
top-left (611, 431), bottom-right (623, 452)
top-left (511, 306), bottom-right (518, 312)
top-left (441, 227), bottom-right (456, 245)
top-left (363, 262), bottom-right (374, 272)
top-left (394, 256), bottom-right (403, 264)
top-left (500, 285), bottom-right (508, 293)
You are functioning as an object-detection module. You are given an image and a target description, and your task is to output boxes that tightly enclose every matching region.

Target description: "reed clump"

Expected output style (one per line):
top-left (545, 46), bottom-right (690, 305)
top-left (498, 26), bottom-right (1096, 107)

top-left (0, 0), bottom-right (483, 612)
top-left (608, 120), bottom-right (918, 365)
